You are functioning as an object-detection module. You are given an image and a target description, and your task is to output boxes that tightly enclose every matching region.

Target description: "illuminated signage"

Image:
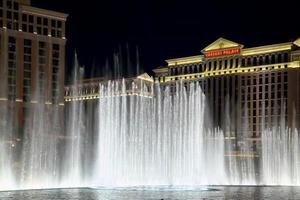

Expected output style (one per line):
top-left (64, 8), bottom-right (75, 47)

top-left (204, 48), bottom-right (241, 58)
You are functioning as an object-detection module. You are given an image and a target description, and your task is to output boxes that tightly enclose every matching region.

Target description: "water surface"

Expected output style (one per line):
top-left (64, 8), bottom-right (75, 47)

top-left (0, 187), bottom-right (300, 200)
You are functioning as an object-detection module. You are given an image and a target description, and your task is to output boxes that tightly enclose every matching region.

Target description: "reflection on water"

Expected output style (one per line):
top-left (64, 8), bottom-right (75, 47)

top-left (0, 187), bottom-right (300, 200)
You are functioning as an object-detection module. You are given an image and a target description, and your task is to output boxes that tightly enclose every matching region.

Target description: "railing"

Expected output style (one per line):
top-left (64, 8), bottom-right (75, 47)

top-left (65, 89), bottom-right (154, 102)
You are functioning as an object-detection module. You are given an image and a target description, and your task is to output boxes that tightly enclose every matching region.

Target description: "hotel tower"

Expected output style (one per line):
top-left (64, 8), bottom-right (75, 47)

top-left (0, 0), bottom-right (67, 138)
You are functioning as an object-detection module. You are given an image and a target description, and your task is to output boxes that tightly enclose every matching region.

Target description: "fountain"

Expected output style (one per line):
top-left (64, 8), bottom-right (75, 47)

top-left (0, 56), bottom-right (300, 190)
top-left (0, 101), bottom-right (15, 189)
top-left (94, 81), bottom-right (226, 186)
top-left (62, 56), bottom-right (85, 187)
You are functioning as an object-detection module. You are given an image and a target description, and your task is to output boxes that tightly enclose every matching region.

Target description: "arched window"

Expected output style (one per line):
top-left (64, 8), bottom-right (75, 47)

top-left (253, 57), bottom-right (257, 66)
top-left (284, 53), bottom-right (289, 62)
top-left (259, 56), bottom-right (263, 65)
top-left (271, 54), bottom-right (276, 64)
top-left (241, 59), bottom-right (245, 67)
top-left (247, 57), bottom-right (251, 66)
top-left (203, 63), bottom-right (207, 72)
top-left (265, 55), bottom-right (270, 64)
top-left (283, 53), bottom-right (289, 62)
top-left (277, 54), bottom-right (282, 63)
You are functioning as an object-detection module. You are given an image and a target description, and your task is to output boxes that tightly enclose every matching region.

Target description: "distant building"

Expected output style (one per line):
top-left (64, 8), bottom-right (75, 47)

top-left (0, 0), bottom-right (67, 137)
top-left (64, 73), bottom-right (154, 102)
top-left (64, 73), bottom-right (154, 143)
top-left (153, 37), bottom-right (300, 152)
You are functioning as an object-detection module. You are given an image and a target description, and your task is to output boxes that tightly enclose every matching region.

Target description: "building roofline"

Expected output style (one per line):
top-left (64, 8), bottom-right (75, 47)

top-left (153, 38), bottom-right (299, 73)
top-left (165, 42), bottom-right (294, 66)
top-left (153, 66), bottom-right (168, 73)
top-left (293, 38), bottom-right (300, 47)
top-left (242, 42), bottom-right (293, 56)
top-left (202, 37), bottom-right (243, 52)
top-left (21, 5), bottom-right (68, 21)
top-left (166, 55), bottom-right (204, 66)
top-left (17, 0), bottom-right (31, 5)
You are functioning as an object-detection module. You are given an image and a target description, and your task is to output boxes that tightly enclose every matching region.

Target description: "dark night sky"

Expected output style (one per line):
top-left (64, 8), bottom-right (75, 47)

top-left (31, 0), bottom-right (300, 80)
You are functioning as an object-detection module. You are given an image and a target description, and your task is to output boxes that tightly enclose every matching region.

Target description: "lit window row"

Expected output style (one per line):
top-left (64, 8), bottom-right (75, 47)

top-left (23, 39), bottom-right (32, 102)
top-left (8, 36), bottom-right (16, 100)
top-left (52, 43), bottom-right (60, 103)
top-left (0, 3), bottom-right (64, 38)
top-left (241, 52), bottom-right (289, 67)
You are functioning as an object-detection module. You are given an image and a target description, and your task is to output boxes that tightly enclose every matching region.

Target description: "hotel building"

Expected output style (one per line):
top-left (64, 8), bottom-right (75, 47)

top-left (0, 0), bottom-right (67, 137)
top-left (153, 37), bottom-right (300, 152)
top-left (64, 73), bottom-right (154, 102)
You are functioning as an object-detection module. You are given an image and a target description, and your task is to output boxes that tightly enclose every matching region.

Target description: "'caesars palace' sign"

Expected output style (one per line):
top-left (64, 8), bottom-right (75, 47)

top-left (204, 48), bottom-right (241, 58)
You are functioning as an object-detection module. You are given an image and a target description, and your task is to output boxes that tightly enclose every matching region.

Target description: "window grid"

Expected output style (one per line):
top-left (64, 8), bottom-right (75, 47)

top-left (23, 39), bottom-right (32, 102)
top-left (52, 43), bottom-right (60, 103)
top-left (8, 36), bottom-right (16, 100)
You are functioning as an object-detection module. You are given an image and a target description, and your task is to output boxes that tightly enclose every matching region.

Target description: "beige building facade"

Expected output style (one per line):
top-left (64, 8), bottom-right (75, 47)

top-left (153, 38), bottom-right (300, 152)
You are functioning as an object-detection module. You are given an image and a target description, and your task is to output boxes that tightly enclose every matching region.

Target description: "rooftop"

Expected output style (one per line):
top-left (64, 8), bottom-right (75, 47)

top-left (155, 37), bottom-right (299, 69)
top-left (21, 5), bottom-right (68, 21)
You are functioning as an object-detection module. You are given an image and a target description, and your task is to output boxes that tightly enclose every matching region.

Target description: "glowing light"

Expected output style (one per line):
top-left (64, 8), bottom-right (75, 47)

top-left (204, 48), bottom-right (241, 58)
